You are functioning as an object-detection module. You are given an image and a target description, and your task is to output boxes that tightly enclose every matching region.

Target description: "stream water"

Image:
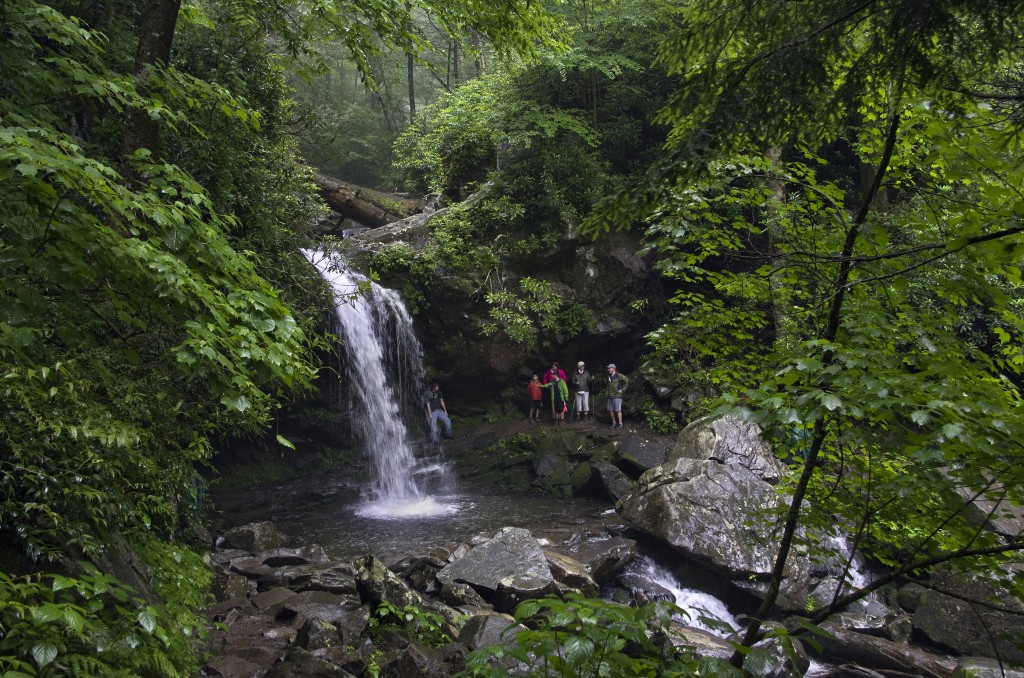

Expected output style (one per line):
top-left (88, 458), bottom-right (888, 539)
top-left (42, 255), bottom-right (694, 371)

top-left (244, 249), bottom-right (745, 640)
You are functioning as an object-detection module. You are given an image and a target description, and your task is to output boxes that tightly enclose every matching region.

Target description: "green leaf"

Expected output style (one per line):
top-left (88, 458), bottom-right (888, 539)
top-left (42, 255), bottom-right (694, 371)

top-left (275, 434), bottom-right (295, 450)
top-left (220, 394), bottom-right (251, 412)
top-left (910, 411), bottom-right (930, 425)
top-left (32, 642), bottom-right (59, 668)
top-left (138, 608), bottom-right (157, 634)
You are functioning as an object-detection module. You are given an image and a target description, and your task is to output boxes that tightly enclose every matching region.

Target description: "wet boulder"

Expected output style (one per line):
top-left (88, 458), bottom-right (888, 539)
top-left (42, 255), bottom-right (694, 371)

top-left (666, 624), bottom-right (733, 663)
top-left (458, 612), bottom-right (524, 650)
top-left (296, 617), bottom-right (342, 651)
top-left (548, 535), bottom-right (636, 585)
top-left (815, 625), bottom-right (958, 677)
top-left (618, 415), bottom-right (810, 609)
top-left (267, 590), bottom-right (366, 633)
top-left (441, 581), bottom-right (492, 609)
top-left (588, 462), bottom-right (633, 502)
top-left (204, 655), bottom-right (264, 678)
top-left (264, 647), bottom-right (354, 678)
top-left (670, 415), bottom-right (786, 482)
top-left (259, 560), bottom-right (359, 596)
top-left (912, 568), bottom-right (1024, 665)
top-left (615, 572), bottom-right (675, 605)
top-left (615, 436), bottom-right (668, 476)
top-left (953, 657), bottom-right (1024, 677)
top-left (355, 554), bottom-right (424, 610)
top-left (259, 545), bottom-right (331, 567)
top-left (221, 521), bottom-right (288, 552)
top-left (204, 606), bottom-right (294, 675)
top-left (383, 642), bottom-right (449, 678)
top-left (744, 636), bottom-right (810, 678)
top-left (435, 527), bottom-right (555, 606)
top-left (544, 550), bottom-right (599, 597)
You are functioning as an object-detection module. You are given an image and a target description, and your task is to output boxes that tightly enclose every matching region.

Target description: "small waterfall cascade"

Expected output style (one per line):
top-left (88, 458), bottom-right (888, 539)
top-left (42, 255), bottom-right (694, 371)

top-left (625, 556), bottom-right (739, 637)
top-left (303, 248), bottom-right (454, 518)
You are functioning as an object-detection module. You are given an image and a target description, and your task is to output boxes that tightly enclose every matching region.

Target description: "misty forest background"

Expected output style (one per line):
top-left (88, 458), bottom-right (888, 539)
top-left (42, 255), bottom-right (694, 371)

top-left (4, 0), bottom-right (1024, 674)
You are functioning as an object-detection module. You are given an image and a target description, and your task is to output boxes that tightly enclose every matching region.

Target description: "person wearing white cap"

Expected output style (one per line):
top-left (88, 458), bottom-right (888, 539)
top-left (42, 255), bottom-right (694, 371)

top-left (570, 361), bottom-right (592, 421)
top-left (605, 363), bottom-right (628, 429)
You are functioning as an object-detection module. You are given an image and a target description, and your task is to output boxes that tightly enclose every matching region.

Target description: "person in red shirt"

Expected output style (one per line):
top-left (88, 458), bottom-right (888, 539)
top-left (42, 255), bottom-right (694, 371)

top-left (527, 374), bottom-right (543, 422)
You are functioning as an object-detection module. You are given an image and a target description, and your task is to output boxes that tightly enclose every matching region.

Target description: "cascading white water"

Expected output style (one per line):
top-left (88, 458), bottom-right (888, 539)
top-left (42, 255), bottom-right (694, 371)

top-left (303, 248), bottom-right (454, 518)
top-left (632, 557), bottom-right (739, 636)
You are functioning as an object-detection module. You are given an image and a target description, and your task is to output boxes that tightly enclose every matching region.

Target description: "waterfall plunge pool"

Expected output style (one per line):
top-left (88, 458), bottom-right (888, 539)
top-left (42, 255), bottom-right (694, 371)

top-left (213, 464), bottom-right (617, 563)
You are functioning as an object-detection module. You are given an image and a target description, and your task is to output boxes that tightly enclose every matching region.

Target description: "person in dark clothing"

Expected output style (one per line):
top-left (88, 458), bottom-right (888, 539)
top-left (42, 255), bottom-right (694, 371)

top-left (570, 361), bottom-right (592, 421)
top-left (424, 381), bottom-right (453, 443)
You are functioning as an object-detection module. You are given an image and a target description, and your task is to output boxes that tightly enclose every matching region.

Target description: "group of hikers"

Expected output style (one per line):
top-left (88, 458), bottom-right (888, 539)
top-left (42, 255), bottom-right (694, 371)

top-left (424, 360), bottom-right (629, 445)
top-left (527, 361), bottom-right (628, 429)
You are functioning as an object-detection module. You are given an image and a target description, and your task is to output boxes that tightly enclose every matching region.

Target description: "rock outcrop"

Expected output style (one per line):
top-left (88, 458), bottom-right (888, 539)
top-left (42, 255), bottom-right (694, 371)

top-left (617, 415), bottom-right (811, 609)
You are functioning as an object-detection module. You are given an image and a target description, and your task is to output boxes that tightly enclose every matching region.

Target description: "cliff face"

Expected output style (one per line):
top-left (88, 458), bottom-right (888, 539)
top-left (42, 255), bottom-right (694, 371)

top-left (338, 197), bottom-right (666, 416)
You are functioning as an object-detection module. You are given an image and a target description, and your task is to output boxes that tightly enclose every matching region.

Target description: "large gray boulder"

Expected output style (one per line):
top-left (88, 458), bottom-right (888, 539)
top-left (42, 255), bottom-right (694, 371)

top-left (458, 613), bottom-right (523, 650)
top-left (435, 527), bottom-right (555, 609)
top-left (221, 521), bottom-right (288, 552)
top-left (544, 550), bottom-right (599, 597)
top-left (617, 415), bottom-right (809, 609)
top-left (589, 462), bottom-right (633, 502)
top-left (912, 569), bottom-right (1024, 665)
top-left (616, 436), bottom-right (668, 475)
top-left (670, 415), bottom-right (785, 482)
top-left (816, 625), bottom-right (959, 677)
top-left (547, 535), bottom-right (636, 585)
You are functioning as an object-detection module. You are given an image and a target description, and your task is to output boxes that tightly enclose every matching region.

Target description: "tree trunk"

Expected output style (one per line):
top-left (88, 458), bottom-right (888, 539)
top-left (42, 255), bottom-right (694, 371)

top-left (122, 0), bottom-right (182, 166)
top-left (406, 5), bottom-right (415, 125)
top-left (313, 174), bottom-right (424, 228)
top-left (407, 52), bottom-right (416, 124)
top-left (452, 41), bottom-right (460, 84)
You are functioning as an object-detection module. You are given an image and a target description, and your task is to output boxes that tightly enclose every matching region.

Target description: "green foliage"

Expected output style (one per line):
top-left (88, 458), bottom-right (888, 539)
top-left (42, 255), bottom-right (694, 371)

top-left (643, 408), bottom-right (678, 435)
top-left (369, 600), bottom-right (452, 648)
top-left (130, 534), bottom-right (213, 675)
top-left (391, 69), bottom-right (601, 202)
top-left (653, 0), bottom-right (1024, 168)
top-left (622, 13), bottom-right (1024, 641)
top-left (0, 567), bottom-right (194, 677)
top-left (371, 195), bottom-right (534, 313)
top-left (0, 0), bottom-right (324, 673)
top-left (371, 243), bottom-right (419, 275)
top-left (458, 594), bottom-right (740, 677)
top-left (482, 278), bottom-right (588, 347)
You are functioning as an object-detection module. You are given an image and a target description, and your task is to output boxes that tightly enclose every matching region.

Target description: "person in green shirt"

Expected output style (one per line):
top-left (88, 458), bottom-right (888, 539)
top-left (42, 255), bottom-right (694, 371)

top-left (540, 375), bottom-right (569, 425)
top-left (605, 363), bottom-right (628, 429)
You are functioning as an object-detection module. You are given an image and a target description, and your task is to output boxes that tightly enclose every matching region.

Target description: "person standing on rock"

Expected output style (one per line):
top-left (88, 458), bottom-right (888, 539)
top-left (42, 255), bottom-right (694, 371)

top-left (540, 375), bottom-right (569, 425)
top-left (527, 375), bottom-right (543, 423)
top-left (542, 361), bottom-right (567, 419)
top-left (570, 361), bottom-right (592, 421)
top-left (605, 364), bottom-right (628, 429)
top-left (425, 381), bottom-right (453, 443)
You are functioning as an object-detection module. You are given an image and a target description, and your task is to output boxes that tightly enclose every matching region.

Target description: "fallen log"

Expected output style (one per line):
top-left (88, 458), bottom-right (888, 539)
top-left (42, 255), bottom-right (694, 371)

top-left (815, 628), bottom-right (958, 678)
top-left (313, 174), bottom-right (423, 229)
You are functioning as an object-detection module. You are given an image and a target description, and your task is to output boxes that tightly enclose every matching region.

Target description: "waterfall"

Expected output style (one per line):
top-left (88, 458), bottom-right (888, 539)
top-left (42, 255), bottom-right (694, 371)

top-left (626, 556), bottom-right (739, 637)
top-left (303, 248), bottom-right (454, 518)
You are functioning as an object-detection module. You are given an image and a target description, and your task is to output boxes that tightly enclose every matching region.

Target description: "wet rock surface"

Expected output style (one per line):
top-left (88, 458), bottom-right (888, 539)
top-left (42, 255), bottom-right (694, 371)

top-left (206, 417), bottom-right (1024, 676)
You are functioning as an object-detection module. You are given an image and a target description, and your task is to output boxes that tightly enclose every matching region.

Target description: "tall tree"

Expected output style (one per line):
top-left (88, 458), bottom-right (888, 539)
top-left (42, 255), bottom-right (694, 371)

top-left (593, 0), bottom-right (1024, 661)
top-left (122, 0), bottom-right (182, 164)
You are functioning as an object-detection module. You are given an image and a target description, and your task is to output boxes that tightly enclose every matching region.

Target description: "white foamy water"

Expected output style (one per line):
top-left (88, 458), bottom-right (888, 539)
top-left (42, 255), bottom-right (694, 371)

top-left (634, 557), bottom-right (739, 636)
top-left (823, 532), bottom-right (869, 590)
top-left (304, 248), bottom-right (454, 514)
top-left (355, 497), bottom-right (460, 519)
